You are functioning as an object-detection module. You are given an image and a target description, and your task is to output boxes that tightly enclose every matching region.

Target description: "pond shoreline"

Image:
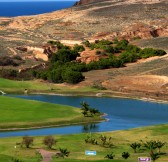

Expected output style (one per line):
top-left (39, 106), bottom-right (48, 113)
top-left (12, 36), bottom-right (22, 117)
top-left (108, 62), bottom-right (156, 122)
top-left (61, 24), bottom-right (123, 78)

top-left (30, 91), bottom-right (168, 105)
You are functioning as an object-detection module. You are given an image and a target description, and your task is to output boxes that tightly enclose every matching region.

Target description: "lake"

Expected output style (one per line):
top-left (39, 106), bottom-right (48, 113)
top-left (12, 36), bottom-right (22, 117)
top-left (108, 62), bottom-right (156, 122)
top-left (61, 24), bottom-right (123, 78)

top-left (0, 94), bottom-right (168, 138)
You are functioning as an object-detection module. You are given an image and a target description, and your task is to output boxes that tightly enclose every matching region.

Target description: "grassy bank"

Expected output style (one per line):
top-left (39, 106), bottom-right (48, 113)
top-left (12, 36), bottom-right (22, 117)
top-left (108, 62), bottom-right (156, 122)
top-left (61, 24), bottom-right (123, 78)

top-left (0, 124), bottom-right (167, 162)
top-left (0, 77), bottom-right (98, 94)
top-left (0, 96), bottom-right (102, 130)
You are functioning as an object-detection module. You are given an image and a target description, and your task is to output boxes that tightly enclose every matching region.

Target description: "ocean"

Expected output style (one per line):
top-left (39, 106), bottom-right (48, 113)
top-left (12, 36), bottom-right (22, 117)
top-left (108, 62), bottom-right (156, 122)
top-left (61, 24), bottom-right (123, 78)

top-left (0, 1), bottom-right (75, 17)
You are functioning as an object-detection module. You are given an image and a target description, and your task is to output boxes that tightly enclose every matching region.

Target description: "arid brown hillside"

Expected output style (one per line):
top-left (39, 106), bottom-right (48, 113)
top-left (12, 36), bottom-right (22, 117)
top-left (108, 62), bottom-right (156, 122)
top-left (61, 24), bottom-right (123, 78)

top-left (0, 0), bottom-right (168, 99)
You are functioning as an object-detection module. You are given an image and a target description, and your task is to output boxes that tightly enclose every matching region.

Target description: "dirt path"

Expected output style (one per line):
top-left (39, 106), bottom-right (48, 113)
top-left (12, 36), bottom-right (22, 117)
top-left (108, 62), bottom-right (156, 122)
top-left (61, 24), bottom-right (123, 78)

top-left (37, 149), bottom-right (58, 162)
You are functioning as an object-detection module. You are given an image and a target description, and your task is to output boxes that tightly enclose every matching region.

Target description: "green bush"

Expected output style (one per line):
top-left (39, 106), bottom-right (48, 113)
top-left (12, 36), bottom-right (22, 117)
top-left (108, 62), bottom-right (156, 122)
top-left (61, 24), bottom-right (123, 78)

top-left (62, 69), bottom-right (85, 84)
top-left (119, 51), bottom-right (139, 63)
top-left (139, 48), bottom-right (166, 58)
top-left (115, 39), bottom-right (129, 50)
top-left (49, 68), bottom-right (63, 83)
top-left (51, 49), bottom-right (79, 63)
top-left (73, 44), bottom-right (85, 52)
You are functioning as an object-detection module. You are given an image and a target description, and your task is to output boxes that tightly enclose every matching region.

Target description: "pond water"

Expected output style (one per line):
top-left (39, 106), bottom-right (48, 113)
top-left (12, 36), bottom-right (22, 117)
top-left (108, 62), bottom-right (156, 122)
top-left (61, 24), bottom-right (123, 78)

top-left (0, 95), bottom-right (168, 138)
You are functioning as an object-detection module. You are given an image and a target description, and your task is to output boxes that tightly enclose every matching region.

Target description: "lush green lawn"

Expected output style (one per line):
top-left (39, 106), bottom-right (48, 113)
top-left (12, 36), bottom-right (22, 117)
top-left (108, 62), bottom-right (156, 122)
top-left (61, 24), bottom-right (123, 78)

top-left (0, 77), bottom-right (98, 94)
top-left (0, 124), bottom-right (167, 162)
top-left (0, 96), bottom-right (101, 129)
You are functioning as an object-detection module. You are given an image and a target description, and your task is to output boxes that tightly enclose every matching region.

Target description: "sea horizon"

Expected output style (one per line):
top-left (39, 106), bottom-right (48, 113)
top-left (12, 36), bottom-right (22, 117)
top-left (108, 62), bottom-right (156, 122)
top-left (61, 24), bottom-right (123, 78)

top-left (0, 1), bottom-right (76, 17)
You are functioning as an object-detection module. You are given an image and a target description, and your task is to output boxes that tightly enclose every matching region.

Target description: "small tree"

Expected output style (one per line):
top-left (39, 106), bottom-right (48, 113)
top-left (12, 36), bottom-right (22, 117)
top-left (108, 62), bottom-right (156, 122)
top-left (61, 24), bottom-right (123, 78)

top-left (143, 140), bottom-right (158, 156)
top-left (130, 142), bottom-right (141, 153)
top-left (43, 136), bottom-right (56, 149)
top-left (105, 152), bottom-right (115, 159)
top-left (22, 136), bottom-right (34, 148)
top-left (122, 152), bottom-right (130, 159)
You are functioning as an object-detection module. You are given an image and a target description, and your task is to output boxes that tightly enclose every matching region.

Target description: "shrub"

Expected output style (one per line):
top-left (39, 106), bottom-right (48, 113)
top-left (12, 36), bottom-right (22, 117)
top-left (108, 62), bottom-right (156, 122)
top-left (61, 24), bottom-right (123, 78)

top-left (49, 68), bottom-right (63, 83)
top-left (92, 83), bottom-right (107, 90)
top-left (105, 152), bottom-right (115, 159)
top-left (115, 39), bottom-right (129, 50)
top-left (103, 45), bottom-right (114, 54)
top-left (51, 49), bottom-right (79, 63)
top-left (122, 152), bottom-right (130, 159)
top-left (62, 69), bottom-right (85, 84)
top-left (119, 51), bottom-right (139, 63)
top-left (139, 48), bottom-right (166, 58)
top-left (43, 136), bottom-right (57, 149)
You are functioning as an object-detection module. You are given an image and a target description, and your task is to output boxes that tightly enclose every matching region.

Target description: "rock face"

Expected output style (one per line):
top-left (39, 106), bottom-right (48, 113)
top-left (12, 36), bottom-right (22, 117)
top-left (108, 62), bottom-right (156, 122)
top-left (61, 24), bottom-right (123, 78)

top-left (16, 45), bottom-right (57, 61)
top-left (76, 49), bottom-right (108, 64)
top-left (103, 22), bottom-right (168, 41)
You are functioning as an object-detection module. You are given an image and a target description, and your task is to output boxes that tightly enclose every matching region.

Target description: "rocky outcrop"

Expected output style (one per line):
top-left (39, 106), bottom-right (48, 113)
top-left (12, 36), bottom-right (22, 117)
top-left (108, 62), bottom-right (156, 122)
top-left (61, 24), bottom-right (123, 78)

top-left (76, 49), bottom-right (108, 64)
top-left (96, 22), bottom-right (168, 41)
top-left (18, 63), bottom-right (46, 73)
top-left (16, 45), bottom-right (57, 61)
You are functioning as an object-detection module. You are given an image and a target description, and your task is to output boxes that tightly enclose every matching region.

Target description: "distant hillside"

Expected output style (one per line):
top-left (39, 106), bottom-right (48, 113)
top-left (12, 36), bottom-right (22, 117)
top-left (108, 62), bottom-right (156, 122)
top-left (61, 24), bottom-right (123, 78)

top-left (0, 0), bottom-right (167, 66)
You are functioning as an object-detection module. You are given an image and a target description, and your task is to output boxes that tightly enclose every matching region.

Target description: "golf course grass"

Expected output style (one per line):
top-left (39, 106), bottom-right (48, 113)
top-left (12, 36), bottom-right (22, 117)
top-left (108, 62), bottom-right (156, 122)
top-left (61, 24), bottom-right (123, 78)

top-left (0, 124), bottom-right (167, 162)
top-left (0, 77), bottom-right (98, 94)
top-left (0, 95), bottom-right (102, 130)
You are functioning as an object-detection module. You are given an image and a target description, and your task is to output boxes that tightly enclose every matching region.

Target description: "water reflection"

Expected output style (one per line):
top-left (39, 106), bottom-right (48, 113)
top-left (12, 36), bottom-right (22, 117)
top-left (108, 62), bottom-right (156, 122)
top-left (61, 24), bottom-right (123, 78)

top-left (82, 124), bottom-right (99, 133)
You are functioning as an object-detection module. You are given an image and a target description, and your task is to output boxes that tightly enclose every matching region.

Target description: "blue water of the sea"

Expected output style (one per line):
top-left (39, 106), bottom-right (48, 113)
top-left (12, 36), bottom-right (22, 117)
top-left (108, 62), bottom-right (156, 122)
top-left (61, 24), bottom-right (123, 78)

top-left (0, 1), bottom-right (75, 17)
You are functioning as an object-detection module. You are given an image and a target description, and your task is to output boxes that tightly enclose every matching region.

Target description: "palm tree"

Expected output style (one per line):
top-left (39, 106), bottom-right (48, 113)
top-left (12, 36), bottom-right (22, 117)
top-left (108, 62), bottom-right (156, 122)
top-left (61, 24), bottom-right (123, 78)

top-left (130, 142), bottom-right (141, 153)
top-left (156, 141), bottom-right (165, 153)
top-left (80, 101), bottom-right (89, 111)
top-left (59, 148), bottom-right (70, 158)
top-left (105, 152), bottom-right (115, 159)
top-left (143, 140), bottom-right (158, 156)
top-left (122, 152), bottom-right (130, 159)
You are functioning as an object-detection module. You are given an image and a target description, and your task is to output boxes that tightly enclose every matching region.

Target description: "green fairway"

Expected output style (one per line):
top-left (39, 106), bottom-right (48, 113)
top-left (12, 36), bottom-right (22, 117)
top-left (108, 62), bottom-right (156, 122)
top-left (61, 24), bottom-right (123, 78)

top-left (0, 77), bottom-right (100, 95)
top-left (0, 96), bottom-right (101, 129)
top-left (0, 124), bottom-right (167, 162)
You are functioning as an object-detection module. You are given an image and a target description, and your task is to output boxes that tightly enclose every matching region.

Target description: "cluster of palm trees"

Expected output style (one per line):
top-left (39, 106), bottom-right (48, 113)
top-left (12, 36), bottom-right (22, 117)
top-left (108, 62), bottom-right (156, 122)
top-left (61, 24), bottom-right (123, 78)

top-left (105, 152), bottom-right (130, 160)
top-left (130, 140), bottom-right (166, 162)
top-left (80, 101), bottom-right (100, 117)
